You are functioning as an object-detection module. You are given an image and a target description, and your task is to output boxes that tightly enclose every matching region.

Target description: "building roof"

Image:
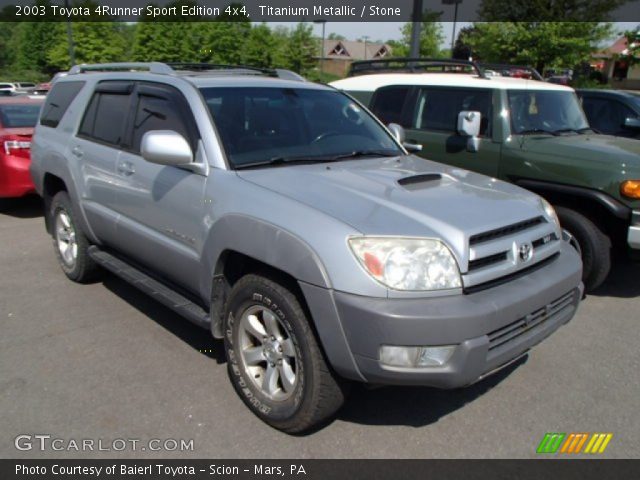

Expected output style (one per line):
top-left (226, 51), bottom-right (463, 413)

top-left (331, 73), bottom-right (573, 92)
top-left (322, 39), bottom-right (391, 61)
top-left (594, 36), bottom-right (638, 59)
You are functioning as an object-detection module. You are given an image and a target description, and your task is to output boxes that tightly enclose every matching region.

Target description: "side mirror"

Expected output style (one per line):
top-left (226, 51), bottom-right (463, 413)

top-left (624, 116), bottom-right (640, 129)
top-left (387, 123), bottom-right (423, 153)
top-left (457, 111), bottom-right (481, 152)
top-left (141, 130), bottom-right (193, 166)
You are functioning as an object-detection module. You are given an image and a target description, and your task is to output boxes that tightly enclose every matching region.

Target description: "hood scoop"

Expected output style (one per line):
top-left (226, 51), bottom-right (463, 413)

top-left (397, 173), bottom-right (443, 190)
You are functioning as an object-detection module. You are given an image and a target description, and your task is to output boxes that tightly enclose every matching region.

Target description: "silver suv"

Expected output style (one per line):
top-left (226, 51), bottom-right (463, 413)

top-left (30, 62), bottom-right (583, 433)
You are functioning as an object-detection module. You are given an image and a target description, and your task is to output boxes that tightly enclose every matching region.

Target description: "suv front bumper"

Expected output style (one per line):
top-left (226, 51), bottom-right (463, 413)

top-left (332, 242), bottom-right (583, 388)
top-left (629, 210), bottom-right (640, 250)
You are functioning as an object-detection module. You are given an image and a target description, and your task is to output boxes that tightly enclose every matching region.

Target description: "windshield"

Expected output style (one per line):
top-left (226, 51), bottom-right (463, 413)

top-left (199, 87), bottom-right (402, 168)
top-left (0, 104), bottom-right (42, 128)
top-left (508, 90), bottom-right (589, 134)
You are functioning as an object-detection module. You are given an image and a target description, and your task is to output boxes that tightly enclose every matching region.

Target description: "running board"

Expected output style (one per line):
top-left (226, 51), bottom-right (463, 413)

top-left (88, 246), bottom-right (210, 329)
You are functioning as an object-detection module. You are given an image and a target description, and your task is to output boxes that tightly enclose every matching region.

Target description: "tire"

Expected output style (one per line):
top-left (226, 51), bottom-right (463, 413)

top-left (556, 206), bottom-right (610, 291)
top-left (223, 274), bottom-right (347, 433)
top-left (49, 191), bottom-right (100, 283)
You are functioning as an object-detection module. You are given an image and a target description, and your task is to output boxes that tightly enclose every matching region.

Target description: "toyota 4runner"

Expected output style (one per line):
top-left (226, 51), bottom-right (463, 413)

top-left (31, 62), bottom-right (583, 433)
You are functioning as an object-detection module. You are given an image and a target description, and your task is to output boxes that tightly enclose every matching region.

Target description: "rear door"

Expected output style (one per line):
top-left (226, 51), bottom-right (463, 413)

top-left (399, 86), bottom-right (502, 177)
top-left (73, 81), bottom-right (133, 246)
top-left (113, 82), bottom-right (207, 292)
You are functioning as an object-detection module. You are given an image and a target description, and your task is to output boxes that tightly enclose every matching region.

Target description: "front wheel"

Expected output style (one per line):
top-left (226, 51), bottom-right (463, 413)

top-left (556, 206), bottom-right (610, 292)
top-left (223, 274), bottom-right (347, 433)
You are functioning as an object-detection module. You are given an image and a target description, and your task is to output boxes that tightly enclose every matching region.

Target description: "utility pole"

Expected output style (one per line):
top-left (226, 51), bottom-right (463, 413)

top-left (313, 20), bottom-right (327, 76)
top-left (362, 36), bottom-right (369, 60)
top-left (443, 0), bottom-right (463, 55)
top-left (409, 0), bottom-right (423, 58)
top-left (64, 0), bottom-right (76, 66)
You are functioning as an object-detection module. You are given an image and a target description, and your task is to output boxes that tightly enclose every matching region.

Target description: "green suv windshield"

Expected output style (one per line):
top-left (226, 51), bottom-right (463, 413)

top-left (200, 87), bottom-right (402, 168)
top-left (508, 90), bottom-right (589, 135)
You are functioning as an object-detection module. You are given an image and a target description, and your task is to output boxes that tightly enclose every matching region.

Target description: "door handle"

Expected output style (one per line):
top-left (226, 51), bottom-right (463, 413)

top-left (117, 161), bottom-right (136, 176)
top-left (71, 146), bottom-right (83, 158)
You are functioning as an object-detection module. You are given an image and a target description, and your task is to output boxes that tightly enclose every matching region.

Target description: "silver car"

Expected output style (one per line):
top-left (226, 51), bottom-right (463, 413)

top-left (30, 63), bottom-right (583, 433)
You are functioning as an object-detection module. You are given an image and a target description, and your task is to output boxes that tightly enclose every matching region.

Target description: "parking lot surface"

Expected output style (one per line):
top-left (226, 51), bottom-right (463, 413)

top-left (1, 197), bottom-right (639, 458)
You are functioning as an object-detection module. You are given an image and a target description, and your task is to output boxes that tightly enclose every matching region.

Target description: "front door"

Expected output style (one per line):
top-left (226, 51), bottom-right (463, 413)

top-left (113, 82), bottom-right (208, 293)
top-left (403, 87), bottom-right (502, 178)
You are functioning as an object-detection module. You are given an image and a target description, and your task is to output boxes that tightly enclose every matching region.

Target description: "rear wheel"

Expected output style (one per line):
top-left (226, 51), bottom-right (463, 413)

top-left (223, 274), bottom-right (347, 433)
top-left (556, 206), bottom-right (610, 292)
top-left (50, 191), bottom-right (99, 283)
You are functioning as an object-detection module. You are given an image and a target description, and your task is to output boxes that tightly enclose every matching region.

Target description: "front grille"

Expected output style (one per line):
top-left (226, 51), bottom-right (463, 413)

top-left (487, 290), bottom-right (575, 351)
top-left (470, 216), bottom-right (545, 245)
top-left (468, 251), bottom-right (508, 271)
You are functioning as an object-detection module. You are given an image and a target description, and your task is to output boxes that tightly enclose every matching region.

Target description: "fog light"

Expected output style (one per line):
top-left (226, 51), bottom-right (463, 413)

top-left (380, 345), bottom-right (456, 368)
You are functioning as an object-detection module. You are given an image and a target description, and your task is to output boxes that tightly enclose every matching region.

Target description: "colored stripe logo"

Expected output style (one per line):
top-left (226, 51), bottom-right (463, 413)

top-left (537, 433), bottom-right (613, 454)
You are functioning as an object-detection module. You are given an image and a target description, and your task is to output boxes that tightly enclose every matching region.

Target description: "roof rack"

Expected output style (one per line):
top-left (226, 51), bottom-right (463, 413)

top-left (478, 63), bottom-right (543, 81)
top-left (348, 58), bottom-right (487, 79)
top-left (68, 62), bottom-right (306, 81)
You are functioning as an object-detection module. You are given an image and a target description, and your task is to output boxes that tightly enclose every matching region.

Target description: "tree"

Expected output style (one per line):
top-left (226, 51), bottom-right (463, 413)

top-left (282, 23), bottom-right (317, 74)
top-left (393, 11), bottom-right (444, 57)
top-left (619, 26), bottom-right (640, 67)
top-left (478, 0), bottom-right (627, 22)
top-left (243, 23), bottom-right (276, 68)
top-left (327, 33), bottom-right (345, 41)
top-left (463, 22), bottom-right (613, 72)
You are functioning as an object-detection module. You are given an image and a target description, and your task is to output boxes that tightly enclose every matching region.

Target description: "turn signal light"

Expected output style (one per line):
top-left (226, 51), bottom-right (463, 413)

top-left (621, 180), bottom-right (640, 199)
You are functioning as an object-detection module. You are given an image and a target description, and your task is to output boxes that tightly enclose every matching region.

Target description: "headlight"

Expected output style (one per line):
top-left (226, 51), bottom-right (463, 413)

top-left (348, 237), bottom-right (462, 291)
top-left (540, 198), bottom-right (561, 231)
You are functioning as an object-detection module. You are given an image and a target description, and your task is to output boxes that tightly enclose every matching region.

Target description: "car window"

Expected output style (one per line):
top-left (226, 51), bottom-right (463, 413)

top-left (508, 90), bottom-right (588, 134)
top-left (582, 96), bottom-right (636, 135)
top-left (0, 83), bottom-right (14, 89)
top-left (40, 81), bottom-right (85, 128)
top-left (0, 104), bottom-right (42, 128)
top-left (371, 86), bottom-right (410, 126)
top-left (129, 86), bottom-right (197, 153)
top-left (199, 87), bottom-right (401, 168)
top-left (79, 89), bottom-right (131, 146)
top-left (412, 88), bottom-right (492, 136)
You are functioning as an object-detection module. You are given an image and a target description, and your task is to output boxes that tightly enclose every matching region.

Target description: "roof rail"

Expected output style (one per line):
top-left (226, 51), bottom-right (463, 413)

top-left (348, 58), bottom-right (487, 79)
top-left (67, 62), bottom-right (307, 82)
top-left (69, 62), bottom-right (174, 75)
top-left (478, 63), bottom-right (543, 81)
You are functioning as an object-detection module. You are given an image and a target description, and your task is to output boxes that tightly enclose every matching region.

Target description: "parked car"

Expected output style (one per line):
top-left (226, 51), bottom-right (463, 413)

top-left (577, 89), bottom-right (640, 139)
top-left (31, 62), bottom-right (583, 433)
top-left (0, 96), bottom-right (44, 198)
top-left (0, 82), bottom-right (17, 93)
top-left (34, 72), bottom-right (68, 96)
top-left (332, 58), bottom-right (640, 291)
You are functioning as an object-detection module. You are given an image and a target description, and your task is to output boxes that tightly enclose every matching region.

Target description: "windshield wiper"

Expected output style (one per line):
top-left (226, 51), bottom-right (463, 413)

top-left (325, 149), bottom-right (401, 160)
top-left (234, 150), bottom-right (400, 170)
top-left (519, 128), bottom-right (559, 136)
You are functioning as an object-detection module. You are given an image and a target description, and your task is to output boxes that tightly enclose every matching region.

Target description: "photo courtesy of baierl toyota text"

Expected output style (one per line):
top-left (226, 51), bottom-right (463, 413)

top-left (1, 0), bottom-right (639, 479)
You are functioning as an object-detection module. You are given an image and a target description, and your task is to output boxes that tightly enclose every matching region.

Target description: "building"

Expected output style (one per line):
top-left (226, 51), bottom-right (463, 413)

top-left (319, 39), bottom-right (392, 77)
top-left (592, 36), bottom-right (640, 89)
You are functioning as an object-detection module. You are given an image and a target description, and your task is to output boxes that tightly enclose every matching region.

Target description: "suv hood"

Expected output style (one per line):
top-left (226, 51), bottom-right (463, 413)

top-left (237, 156), bottom-right (545, 263)
top-left (522, 133), bottom-right (640, 168)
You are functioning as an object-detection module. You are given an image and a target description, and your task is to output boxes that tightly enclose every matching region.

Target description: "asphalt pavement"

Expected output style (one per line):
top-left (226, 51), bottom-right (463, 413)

top-left (1, 196), bottom-right (638, 458)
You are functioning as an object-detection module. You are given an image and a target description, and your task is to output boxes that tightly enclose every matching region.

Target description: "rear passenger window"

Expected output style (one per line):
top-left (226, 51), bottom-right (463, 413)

top-left (40, 81), bottom-right (85, 128)
top-left (79, 84), bottom-right (132, 146)
top-left (413, 88), bottom-right (492, 136)
top-left (371, 86), bottom-right (410, 126)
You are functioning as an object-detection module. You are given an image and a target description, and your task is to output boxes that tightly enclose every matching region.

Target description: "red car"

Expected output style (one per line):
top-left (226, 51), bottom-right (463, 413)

top-left (0, 96), bottom-right (44, 198)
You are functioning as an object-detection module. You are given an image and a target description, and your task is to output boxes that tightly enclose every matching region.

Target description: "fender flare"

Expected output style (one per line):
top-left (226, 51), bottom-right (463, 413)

top-left (514, 179), bottom-right (631, 221)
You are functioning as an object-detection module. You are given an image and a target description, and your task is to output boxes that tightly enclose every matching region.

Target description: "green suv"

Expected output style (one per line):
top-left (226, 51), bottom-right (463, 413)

top-left (332, 59), bottom-right (640, 291)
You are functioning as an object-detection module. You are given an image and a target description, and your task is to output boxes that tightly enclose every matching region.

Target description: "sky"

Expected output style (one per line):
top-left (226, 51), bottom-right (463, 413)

top-left (272, 21), bottom-right (640, 48)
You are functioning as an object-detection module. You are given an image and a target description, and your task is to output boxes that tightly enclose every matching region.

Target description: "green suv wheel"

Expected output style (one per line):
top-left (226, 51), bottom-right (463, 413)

top-left (556, 206), bottom-right (611, 292)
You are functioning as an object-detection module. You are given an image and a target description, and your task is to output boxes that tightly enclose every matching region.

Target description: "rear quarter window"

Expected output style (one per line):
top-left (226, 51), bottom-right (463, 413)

top-left (40, 81), bottom-right (85, 128)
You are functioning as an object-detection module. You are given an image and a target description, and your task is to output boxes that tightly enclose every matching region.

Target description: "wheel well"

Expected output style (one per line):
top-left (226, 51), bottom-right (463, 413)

top-left (42, 174), bottom-right (68, 233)
top-left (210, 250), bottom-right (310, 338)
top-left (540, 192), bottom-right (627, 246)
